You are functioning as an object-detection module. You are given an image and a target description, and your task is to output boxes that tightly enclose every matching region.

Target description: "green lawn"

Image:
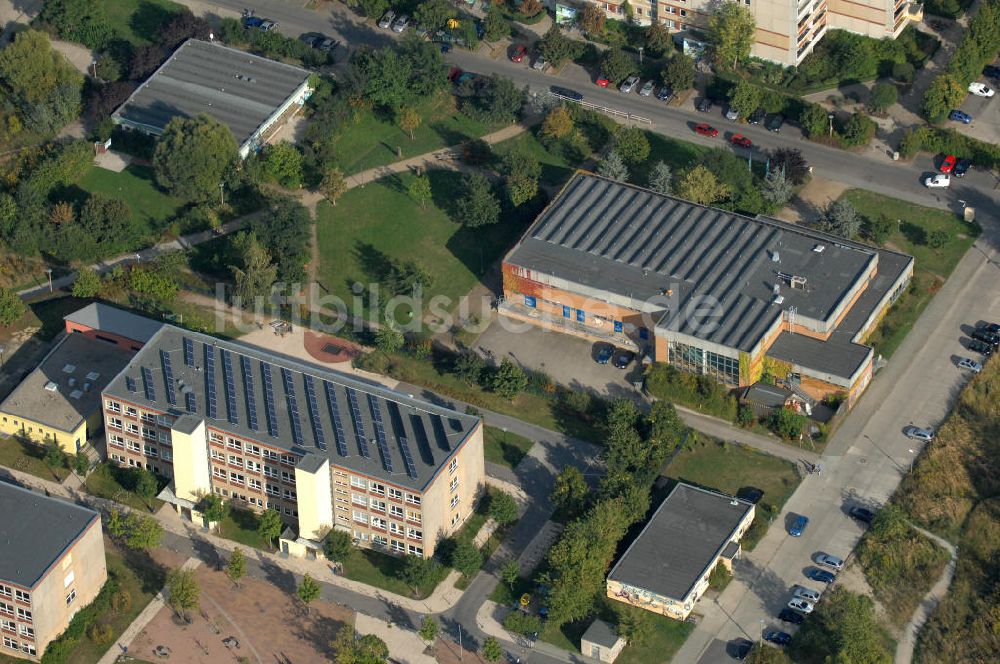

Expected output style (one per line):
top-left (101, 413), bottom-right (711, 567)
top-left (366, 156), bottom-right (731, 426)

top-left (217, 507), bottom-right (271, 550)
top-left (0, 436), bottom-right (71, 482)
top-left (341, 548), bottom-right (448, 599)
top-left (484, 425), bottom-right (534, 469)
top-left (315, 169), bottom-right (539, 323)
top-left (329, 93), bottom-right (506, 175)
top-left (490, 131), bottom-right (576, 188)
top-left (77, 164), bottom-right (184, 234)
top-left (102, 0), bottom-right (185, 45)
top-left (83, 463), bottom-right (164, 513)
top-left (632, 132), bottom-right (709, 185)
top-left (841, 189), bottom-right (979, 357)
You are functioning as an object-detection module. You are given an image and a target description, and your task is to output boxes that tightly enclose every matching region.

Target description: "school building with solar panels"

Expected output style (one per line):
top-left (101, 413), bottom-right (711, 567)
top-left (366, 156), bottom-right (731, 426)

top-left (501, 173), bottom-right (914, 407)
top-left (99, 325), bottom-right (485, 559)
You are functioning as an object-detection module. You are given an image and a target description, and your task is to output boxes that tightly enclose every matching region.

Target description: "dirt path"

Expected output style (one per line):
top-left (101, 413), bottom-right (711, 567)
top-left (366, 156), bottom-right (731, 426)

top-left (895, 525), bottom-right (958, 664)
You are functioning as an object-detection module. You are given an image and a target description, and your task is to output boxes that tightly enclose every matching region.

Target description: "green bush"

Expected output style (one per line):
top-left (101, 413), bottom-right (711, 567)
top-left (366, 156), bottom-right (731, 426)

top-left (707, 562), bottom-right (732, 591)
top-left (644, 363), bottom-right (738, 421)
top-left (502, 610), bottom-right (542, 635)
top-left (766, 407), bottom-right (809, 440)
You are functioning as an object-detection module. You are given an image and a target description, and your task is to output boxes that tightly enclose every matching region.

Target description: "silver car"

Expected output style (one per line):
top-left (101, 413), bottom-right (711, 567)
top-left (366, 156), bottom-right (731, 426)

top-left (788, 598), bottom-right (814, 614)
top-left (392, 14), bottom-right (410, 33)
top-left (639, 80), bottom-right (655, 96)
top-left (958, 357), bottom-right (983, 373)
top-left (378, 10), bottom-right (396, 29)
top-left (816, 553), bottom-right (844, 570)
top-left (903, 425), bottom-right (934, 442)
top-left (793, 586), bottom-right (821, 603)
top-left (619, 75), bottom-right (639, 93)
top-left (532, 55), bottom-right (548, 71)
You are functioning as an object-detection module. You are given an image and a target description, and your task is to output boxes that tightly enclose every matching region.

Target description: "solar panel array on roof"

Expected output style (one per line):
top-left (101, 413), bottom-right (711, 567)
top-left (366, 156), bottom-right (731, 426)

top-left (323, 380), bottom-right (349, 457)
top-left (367, 393), bottom-right (393, 473)
top-left (280, 367), bottom-right (304, 446)
top-left (220, 348), bottom-right (239, 425)
top-left (182, 337), bottom-right (194, 367)
top-left (160, 350), bottom-right (176, 405)
top-left (345, 387), bottom-right (370, 458)
top-left (125, 375), bottom-right (136, 392)
top-left (399, 436), bottom-right (417, 478)
top-left (240, 355), bottom-right (259, 432)
top-left (260, 362), bottom-right (279, 437)
top-left (303, 375), bottom-right (326, 450)
top-left (204, 344), bottom-right (217, 420)
top-left (184, 390), bottom-right (196, 413)
top-left (140, 366), bottom-right (156, 402)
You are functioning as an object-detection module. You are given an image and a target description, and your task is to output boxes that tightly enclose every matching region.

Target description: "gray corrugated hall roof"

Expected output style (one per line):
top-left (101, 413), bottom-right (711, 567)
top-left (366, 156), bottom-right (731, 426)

top-left (505, 173), bottom-right (879, 353)
top-left (64, 302), bottom-right (164, 344)
top-left (112, 39), bottom-right (310, 147)
top-left (103, 326), bottom-right (480, 492)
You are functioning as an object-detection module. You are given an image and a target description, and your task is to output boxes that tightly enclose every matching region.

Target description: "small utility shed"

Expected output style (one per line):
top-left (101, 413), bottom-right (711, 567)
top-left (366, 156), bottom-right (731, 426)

top-left (580, 619), bottom-right (627, 663)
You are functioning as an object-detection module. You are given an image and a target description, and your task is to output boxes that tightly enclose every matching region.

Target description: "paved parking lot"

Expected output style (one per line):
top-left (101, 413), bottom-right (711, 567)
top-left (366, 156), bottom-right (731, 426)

top-left (958, 69), bottom-right (1000, 145)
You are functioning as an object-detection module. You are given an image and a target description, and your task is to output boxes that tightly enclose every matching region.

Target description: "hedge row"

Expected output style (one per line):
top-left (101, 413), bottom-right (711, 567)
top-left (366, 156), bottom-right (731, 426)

top-left (899, 126), bottom-right (1000, 170)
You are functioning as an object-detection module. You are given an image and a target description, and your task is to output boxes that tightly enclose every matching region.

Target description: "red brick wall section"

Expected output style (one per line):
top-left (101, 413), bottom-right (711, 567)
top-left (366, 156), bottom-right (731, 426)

top-left (65, 324), bottom-right (144, 352)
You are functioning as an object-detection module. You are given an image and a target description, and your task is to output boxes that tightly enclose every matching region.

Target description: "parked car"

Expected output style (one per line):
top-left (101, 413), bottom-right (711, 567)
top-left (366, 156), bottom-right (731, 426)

top-left (729, 639), bottom-right (753, 660)
top-left (815, 553), bottom-right (845, 570)
top-left (595, 74), bottom-right (610, 87)
top-left (766, 114), bottom-right (785, 132)
top-left (788, 598), bottom-right (814, 614)
top-left (392, 14), bottom-right (410, 32)
top-left (620, 75), bottom-right (640, 93)
top-left (972, 328), bottom-right (1000, 346)
top-left (794, 587), bottom-right (822, 603)
top-left (595, 345), bottom-right (614, 365)
top-left (940, 154), bottom-right (957, 173)
top-left (749, 108), bottom-right (766, 124)
top-left (697, 97), bottom-right (712, 112)
top-left (923, 174), bottom-right (950, 188)
top-left (968, 82), bottom-right (995, 97)
top-left (981, 322), bottom-right (1000, 333)
top-left (953, 158), bottom-right (973, 177)
top-left (300, 33), bottom-right (337, 52)
top-left (510, 45), bottom-right (527, 62)
top-left (532, 55), bottom-right (548, 71)
top-left (639, 80), bottom-right (655, 97)
top-left (694, 123), bottom-right (719, 137)
top-left (656, 86), bottom-right (674, 102)
top-left (764, 630), bottom-right (791, 646)
top-left (778, 608), bottom-right (806, 625)
top-left (612, 350), bottom-right (635, 369)
top-left (725, 106), bottom-right (739, 121)
top-left (984, 65), bottom-right (1000, 78)
top-left (949, 110), bottom-right (973, 124)
top-left (849, 506), bottom-right (876, 523)
top-left (730, 134), bottom-right (752, 148)
top-left (958, 357), bottom-right (982, 373)
top-left (550, 86), bottom-right (583, 101)
top-left (807, 568), bottom-right (836, 584)
top-left (377, 10), bottom-right (396, 28)
top-left (968, 339), bottom-right (994, 356)
top-left (243, 15), bottom-right (276, 31)
top-left (789, 514), bottom-right (809, 537)
top-left (903, 426), bottom-right (935, 442)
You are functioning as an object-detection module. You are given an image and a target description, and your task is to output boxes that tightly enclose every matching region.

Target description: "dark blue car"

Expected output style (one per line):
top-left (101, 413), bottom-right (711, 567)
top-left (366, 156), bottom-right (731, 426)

top-left (595, 345), bottom-right (614, 364)
top-left (789, 515), bottom-right (809, 537)
top-left (764, 630), bottom-right (791, 646)
top-left (949, 110), bottom-right (973, 124)
top-left (807, 568), bottom-right (836, 584)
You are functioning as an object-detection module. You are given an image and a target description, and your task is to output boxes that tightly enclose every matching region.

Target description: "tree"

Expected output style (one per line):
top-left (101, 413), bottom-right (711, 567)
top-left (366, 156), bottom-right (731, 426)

top-left (44, 440), bottom-right (67, 470)
top-left (153, 114), bottom-right (238, 202)
top-left (727, 80), bottom-right (761, 119)
top-left (397, 106), bottom-right (421, 140)
top-left (408, 174), bottom-right (432, 209)
top-left (800, 103), bottom-right (831, 138)
top-left (541, 106), bottom-right (574, 140)
top-left (230, 232), bottom-right (278, 303)
top-left (454, 352), bottom-right (486, 385)
top-left (166, 568), bottom-right (200, 622)
top-left (538, 25), bottom-right (584, 68)
top-left (375, 323), bottom-right (405, 354)
top-left (746, 642), bottom-right (793, 664)
top-left (891, 61), bottom-right (915, 83)
top-left (662, 54), bottom-right (695, 91)
top-left (321, 167), bottom-right (349, 205)
top-left (414, 0), bottom-right (452, 31)
top-left (928, 228), bottom-right (951, 249)
top-left (601, 49), bottom-right (637, 85)
top-left (400, 555), bottom-right (436, 593)
top-left (250, 198), bottom-right (311, 283)
top-left (503, 611), bottom-right (541, 635)
top-left (323, 529), bottom-right (354, 562)
top-left (455, 174), bottom-right (500, 228)
top-left (157, 9), bottom-right (212, 48)
top-left (258, 509), bottom-right (284, 549)
top-left (199, 494), bottom-right (230, 534)
top-left (0, 30), bottom-right (84, 135)
top-left (0, 288), bottom-right (25, 326)
top-left (551, 466), bottom-right (588, 519)
top-left (863, 214), bottom-right (894, 246)
top-left (357, 0), bottom-right (390, 18)
top-left (761, 170), bottom-right (793, 208)
top-left (922, 75), bottom-right (965, 122)
top-left (499, 559), bottom-right (520, 589)
top-left (38, 0), bottom-right (114, 48)
top-left (598, 150), bottom-right (629, 182)
top-left (789, 588), bottom-right (892, 664)
top-left (331, 625), bottom-right (390, 664)
top-left (489, 491), bottom-right (519, 527)
top-left (481, 636), bottom-right (503, 662)
top-left (676, 165), bottom-right (732, 205)
top-left (501, 149), bottom-right (541, 207)
top-left (767, 407), bottom-right (809, 439)
top-left (645, 21), bottom-right (672, 57)
top-left (816, 199), bottom-right (861, 239)
top-left (263, 142), bottom-right (304, 188)
top-left (708, 3), bottom-right (756, 68)
top-left (450, 540), bottom-right (483, 577)
top-left (647, 161), bottom-right (673, 195)
top-left (483, 6), bottom-right (509, 42)
top-left (226, 548), bottom-right (247, 588)
top-left (134, 469), bottom-right (158, 505)
top-left (72, 267), bottom-right (102, 298)
top-left (770, 148), bottom-right (810, 185)
top-left (840, 112), bottom-right (877, 147)
top-left (297, 574), bottom-right (321, 612)
top-left (357, 47), bottom-right (411, 110)
top-left (419, 616), bottom-right (439, 643)
top-left (615, 605), bottom-right (653, 646)
top-left (869, 82), bottom-right (898, 114)
top-left (465, 75), bottom-right (525, 123)
top-left (708, 561), bottom-right (733, 590)
top-left (490, 358), bottom-right (528, 400)
top-left (614, 127), bottom-right (650, 166)
top-left (579, 4), bottom-right (606, 35)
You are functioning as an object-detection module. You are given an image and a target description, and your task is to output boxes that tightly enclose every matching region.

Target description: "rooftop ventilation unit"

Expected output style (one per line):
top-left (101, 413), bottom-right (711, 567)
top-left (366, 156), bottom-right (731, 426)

top-left (62, 364), bottom-right (76, 374)
top-left (44, 382), bottom-right (58, 392)
top-left (83, 382), bottom-right (92, 392)
top-left (67, 377), bottom-right (76, 387)
top-left (791, 276), bottom-right (807, 290)
top-left (69, 390), bottom-right (83, 400)
top-left (773, 283), bottom-right (781, 296)
top-left (813, 245), bottom-right (825, 253)
top-left (86, 372), bottom-right (100, 381)
top-left (771, 251), bottom-right (780, 263)
top-left (774, 295), bottom-right (785, 305)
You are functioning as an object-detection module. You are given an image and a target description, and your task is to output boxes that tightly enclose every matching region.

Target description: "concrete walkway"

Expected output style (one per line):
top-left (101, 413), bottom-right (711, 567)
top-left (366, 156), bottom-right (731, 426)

top-left (894, 525), bottom-right (958, 664)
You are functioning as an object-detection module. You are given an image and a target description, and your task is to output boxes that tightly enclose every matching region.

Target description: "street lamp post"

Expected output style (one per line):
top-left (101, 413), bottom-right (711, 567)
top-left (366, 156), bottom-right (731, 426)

top-left (908, 448), bottom-right (917, 473)
top-left (638, 46), bottom-right (644, 65)
top-left (828, 113), bottom-right (834, 139)
top-left (219, 182), bottom-right (225, 207)
top-left (134, 253), bottom-right (141, 266)
top-left (45, 269), bottom-right (52, 293)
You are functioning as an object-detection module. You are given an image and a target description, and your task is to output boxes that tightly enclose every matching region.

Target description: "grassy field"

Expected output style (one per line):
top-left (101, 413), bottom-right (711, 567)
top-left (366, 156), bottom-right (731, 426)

top-left (341, 548), bottom-right (448, 599)
top-left (632, 132), bottom-right (708, 185)
top-left (84, 463), bottom-right (164, 513)
top-left (103, 0), bottom-right (185, 45)
top-left (0, 436), bottom-right (71, 482)
top-left (77, 164), bottom-right (184, 234)
top-left (483, 425), bottom-right (534, 469)
top-left (842, 189), bottom-right (979, 357)
top-left (315, 169), bottom-right (540, 323)
top-left (329, 93), bottom-right (505, 175)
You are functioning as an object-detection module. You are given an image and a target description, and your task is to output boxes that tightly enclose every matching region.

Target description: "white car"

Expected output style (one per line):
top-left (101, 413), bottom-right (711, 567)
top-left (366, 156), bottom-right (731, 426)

top-left (923, 174), bottom-right (950, 188)
top-left (968, 82), bottom-right (996, 97)
top-left (391, 14), bottom-right (410, 32)
top-left (532, 55), bottom-right (548, 71)
top-left (620, 75), bottom-right (640, 94)
top-left (377, 10), bottom-right (395, 29)
top-left (793, 586), bottom-right (822, 603)
top-left (788, 598), bottom-right (815, 614)
top-left (639, 80), bottom-right (655, 96)
top-left (816, 553), bottom-right (845, 570)
top-left (958, 357), bottom-right (983, 373)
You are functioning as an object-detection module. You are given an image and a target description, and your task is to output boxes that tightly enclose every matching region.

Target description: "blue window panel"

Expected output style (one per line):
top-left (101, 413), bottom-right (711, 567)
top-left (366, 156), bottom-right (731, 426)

top-left (524, 295), bottom-right (536, 308)
top-left (614, 320), bottom-right (623, 333)
top-left (639, 327), bottom-right (649, 340)
top-left (576, 309), bottom-right (585, 322)
top-left (562, 305), bottom-right (571, 318)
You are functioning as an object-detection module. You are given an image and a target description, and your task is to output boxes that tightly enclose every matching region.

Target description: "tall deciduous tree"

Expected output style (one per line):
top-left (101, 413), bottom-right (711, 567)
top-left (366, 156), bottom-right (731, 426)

top-left (601, 49), bottom-right (637, 85)
top-left (501, 149), bottom-right (541, 207)
top-left (816, 199), bottom-right (861, 239)
top-left (226, 548), bottom-right (247, 588)
top-left (483, 6), bottom-right (509, 42)
top-left (727, 80), bottom-right (761, 119)
top-left (230, 232), bottom-right (278, 303)
top-left (257, 509), bottom-right (284, 549)
top-left (72, 267), bottom-right (102, 298)
top-left (662, 54), bottom-right (695, 91)
top-left (397, 106), bottom-right (421, 139)
top-left (551, 466), bottom-right (588, 519)
top-left (455, 174), bottom-right (500, 227)
top-left (414, 0), bottom-right (452, 31)
top-left (707, 3), bottom-right (756, 69)
top-left (869, 82), bottom-right (898, 114)
top-left (489, 491), bottom-right (519, 526)
top-left (922, 75), bottom-right (965, 122)
top-left (297, 574), bottom-right (321, 612)
top-left (499, 559), bottom-right (520, 589)
top-left (645, 21), bottom-right (672, 57)
top-left (580, 5), bottom-right (606, 35)
top-left (541, 106), bottom-right (574, 140)
top-left (323, 529), bottom-right (354, 562)
top-left (419, 616), bottom-right (439, 643)
top-left (0, 288), bottom-right (26, 326)
top-left (408, 174), bottom-right (433, 209)
top-left (153, 114), bottom-right (238, 202)
top-left (613, 127), bottom-right (650, 165)
top-left (166, 568), bottom-right (200, 622)
top-left (481, 636), bottom-right (503, 662)
top-left (0, 30), bottom-right (84, 135)
top-left (676, 165), bottom-right (731, 205)
top-left (321, 167), bottom-right (349, 205)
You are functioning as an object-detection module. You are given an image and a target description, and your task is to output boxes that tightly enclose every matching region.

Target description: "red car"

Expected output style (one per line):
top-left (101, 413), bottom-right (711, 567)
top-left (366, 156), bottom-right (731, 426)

top-left (511, 45), bottom-right (527, 63)
top-left (730, 134), bottom-right (752, 148)
top-left (940, 154), bottom-right (957, 173)
top-left (694, 123), bottom-right (719, 137)
top-left (595, 75), bottom-right (610, 87)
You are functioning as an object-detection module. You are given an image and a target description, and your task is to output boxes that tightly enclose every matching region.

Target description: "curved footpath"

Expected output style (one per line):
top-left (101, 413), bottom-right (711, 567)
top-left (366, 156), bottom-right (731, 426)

top-left (894, 525), bottom-right (958, 664)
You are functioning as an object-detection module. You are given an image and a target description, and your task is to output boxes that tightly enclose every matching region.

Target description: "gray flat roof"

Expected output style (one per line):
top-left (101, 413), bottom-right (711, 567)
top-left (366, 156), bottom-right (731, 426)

top-left (608, 483), bottom-right (753, 601)
top-left (742, 382), bottom-right (793, 408)
top-left (0, 333), bottom-right (134, 434)
top-left (103, 326), bottom-right (480, 491)
top-left (0, 481), bottom-right (99, 588)
top-left (505, 174), bottom-right (878, 352)
top-left (112, 39), bottom-right (310, 147)
top-left (767, 332), bottom-right (873, 380)
top-left (64, 303), bottom-right (164, 344)
top-left (582, 619), bottom-right (621, 649)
